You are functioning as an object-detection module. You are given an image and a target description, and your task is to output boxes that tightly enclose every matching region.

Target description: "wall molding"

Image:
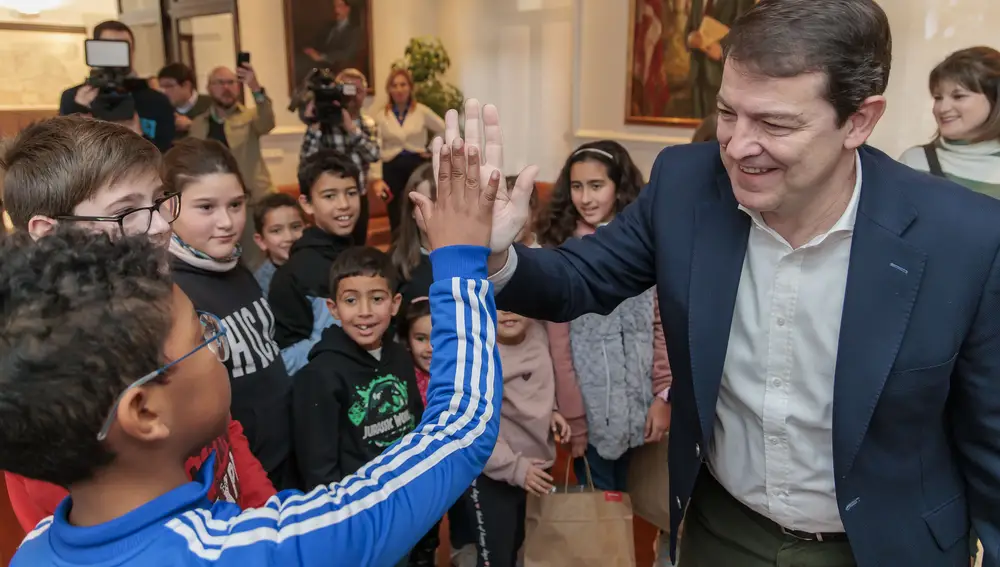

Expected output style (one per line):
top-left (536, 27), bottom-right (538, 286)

top-left (0, 22), bottom-right (86, 34)
top-left (573, 128), bottom-right (689, 147)
top-left (270, 125), bottom-right (308, 137)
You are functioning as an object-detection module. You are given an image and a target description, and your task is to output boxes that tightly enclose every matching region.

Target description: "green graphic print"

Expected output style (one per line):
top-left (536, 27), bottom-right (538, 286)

top-left (347, 373), bottom-right (414, 448)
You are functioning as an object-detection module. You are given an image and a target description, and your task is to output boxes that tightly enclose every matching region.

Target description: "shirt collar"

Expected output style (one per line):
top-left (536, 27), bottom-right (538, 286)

top-left (738, 150), bottom-right (862, 246)
top-left (177, 92), bottom-right (199, 114)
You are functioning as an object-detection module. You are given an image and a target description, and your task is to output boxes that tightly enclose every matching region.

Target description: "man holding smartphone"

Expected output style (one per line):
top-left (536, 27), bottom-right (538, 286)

top-left (189, 57), bottom-right (276, 270)
top-left (59, 20), bottom-right (175, 152)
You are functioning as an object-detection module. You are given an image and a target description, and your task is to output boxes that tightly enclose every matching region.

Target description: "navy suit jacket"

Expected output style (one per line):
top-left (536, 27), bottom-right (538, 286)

top-left (496, 143), bottom-right (1000, 567)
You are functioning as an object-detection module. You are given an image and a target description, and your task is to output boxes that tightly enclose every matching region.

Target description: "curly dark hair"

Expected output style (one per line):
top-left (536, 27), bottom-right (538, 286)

top-left (538, 140), bottom-right (645, 247)
top-left (0, 227), bottom-right (173, 487)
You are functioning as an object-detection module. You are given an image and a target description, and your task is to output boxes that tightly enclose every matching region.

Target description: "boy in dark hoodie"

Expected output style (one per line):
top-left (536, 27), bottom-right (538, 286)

top-left (269, 149), bottom-right (358, 351)
top-left (293, 246), bottom-right (423, 488)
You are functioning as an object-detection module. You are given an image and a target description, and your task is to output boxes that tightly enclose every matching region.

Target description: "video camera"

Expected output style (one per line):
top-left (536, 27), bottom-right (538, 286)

top-left (288, 68), bottom-right (357, 127)
top-left (84, 39), bottom-right (143, 122)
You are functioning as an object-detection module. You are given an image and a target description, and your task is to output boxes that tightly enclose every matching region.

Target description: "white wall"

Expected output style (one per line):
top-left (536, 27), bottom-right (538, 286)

top-left (188, 13), bottom-right (237, 95)
top-left (0, 0), bottom-right (118, 110)
top-left (437, 0), bottom-right (574, 182)
top-left (0, 0), bottom-right (116, 28)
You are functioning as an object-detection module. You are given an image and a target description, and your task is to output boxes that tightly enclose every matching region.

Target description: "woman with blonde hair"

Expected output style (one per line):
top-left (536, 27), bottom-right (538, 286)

top-left (373, 68), bottom-right (445, 234)
top-left (899, 46), bottom-right (1000, 198)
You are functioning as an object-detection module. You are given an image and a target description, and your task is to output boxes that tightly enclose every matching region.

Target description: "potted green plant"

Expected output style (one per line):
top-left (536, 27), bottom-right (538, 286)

top-left (393, 37), bottom-right (464, 119)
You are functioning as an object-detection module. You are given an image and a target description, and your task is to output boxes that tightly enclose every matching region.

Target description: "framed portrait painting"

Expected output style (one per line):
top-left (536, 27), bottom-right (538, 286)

top-left (625, 0), bottom-right (757, 126)
top-left (283, 0), bottom-right (374, 95)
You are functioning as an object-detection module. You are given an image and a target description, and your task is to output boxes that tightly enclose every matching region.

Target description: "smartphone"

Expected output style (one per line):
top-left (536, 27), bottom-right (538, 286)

top-left (237, 51), bottom-right (251, 67)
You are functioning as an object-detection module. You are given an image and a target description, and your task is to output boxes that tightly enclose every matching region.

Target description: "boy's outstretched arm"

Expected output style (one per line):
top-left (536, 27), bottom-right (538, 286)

top-left (163, 134), bottom-right (503, 567)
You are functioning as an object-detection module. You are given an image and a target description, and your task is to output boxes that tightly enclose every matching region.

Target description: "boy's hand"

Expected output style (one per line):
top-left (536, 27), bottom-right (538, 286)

top-left (411, 137), bottom-right (501, 250)
top-left (551, 411), bottom-right (571, 444)
top-left (524, 459), bottom-right (555, 496)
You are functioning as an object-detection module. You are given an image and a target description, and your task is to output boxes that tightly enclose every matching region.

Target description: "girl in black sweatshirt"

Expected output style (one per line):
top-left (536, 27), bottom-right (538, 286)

top-left (163, 139), bottom-right (297, 490)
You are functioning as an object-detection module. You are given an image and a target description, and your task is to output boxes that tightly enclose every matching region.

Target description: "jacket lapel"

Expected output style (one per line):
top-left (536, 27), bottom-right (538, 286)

top-left (688, 171), bottom-right (750, 447)
top-left (833, 147), bottom-right (926, 477)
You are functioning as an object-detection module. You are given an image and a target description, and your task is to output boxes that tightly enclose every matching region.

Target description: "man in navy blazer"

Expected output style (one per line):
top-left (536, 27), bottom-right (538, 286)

top-left (424, 1), bottom-right (1000, 565)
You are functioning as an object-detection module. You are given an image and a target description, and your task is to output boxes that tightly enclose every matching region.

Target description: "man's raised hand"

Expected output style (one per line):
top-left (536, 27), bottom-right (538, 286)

top-left (411, 136), bottom-right (500, 250)
top-left (431, 99), bottom-right (538, 255)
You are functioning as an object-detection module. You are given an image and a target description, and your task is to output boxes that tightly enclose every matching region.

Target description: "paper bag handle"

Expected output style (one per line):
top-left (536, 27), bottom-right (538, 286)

top-left (563, 455), bottom-right (596, 492)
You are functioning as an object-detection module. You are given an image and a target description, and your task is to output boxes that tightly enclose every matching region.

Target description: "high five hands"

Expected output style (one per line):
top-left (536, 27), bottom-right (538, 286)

top-left (408, 118), bottom-right (500, 250)
top-left (411, 99), bottom-right (540, 256)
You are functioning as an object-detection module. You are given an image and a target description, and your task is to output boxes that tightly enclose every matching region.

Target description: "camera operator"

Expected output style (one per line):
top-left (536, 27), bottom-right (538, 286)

top-left (298, 68), bottom-right (384, 245)
top-left (59, 20), bottom-right (175, 152)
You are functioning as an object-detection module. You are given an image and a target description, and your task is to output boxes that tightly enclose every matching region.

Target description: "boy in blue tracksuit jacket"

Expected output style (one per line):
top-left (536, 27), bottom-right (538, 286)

top-left (4, 138), bottom-right (503, 567)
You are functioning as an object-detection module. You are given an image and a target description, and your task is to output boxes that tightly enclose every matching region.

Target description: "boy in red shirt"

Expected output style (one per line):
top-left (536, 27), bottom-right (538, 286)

top-left (0, 115), bottom-right (276, 531)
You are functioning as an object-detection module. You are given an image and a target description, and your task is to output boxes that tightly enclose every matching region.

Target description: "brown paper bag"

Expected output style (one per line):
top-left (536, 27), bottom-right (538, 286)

top-left (627, 433), bottom-right (671, 532)
top-left (523, 458), bottom-right (636, 567)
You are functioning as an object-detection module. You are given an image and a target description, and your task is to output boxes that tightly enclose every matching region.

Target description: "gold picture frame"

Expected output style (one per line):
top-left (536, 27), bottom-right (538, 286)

top-left (624, 0), bottom-right (756, 127)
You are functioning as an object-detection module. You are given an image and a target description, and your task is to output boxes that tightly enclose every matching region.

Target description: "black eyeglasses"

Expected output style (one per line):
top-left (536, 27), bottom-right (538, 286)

top-left (56, 192), bottom-right (181, 236)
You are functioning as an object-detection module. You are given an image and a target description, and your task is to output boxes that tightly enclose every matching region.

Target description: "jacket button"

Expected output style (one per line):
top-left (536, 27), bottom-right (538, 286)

top-left (694, 443), bottom-right (701, 458)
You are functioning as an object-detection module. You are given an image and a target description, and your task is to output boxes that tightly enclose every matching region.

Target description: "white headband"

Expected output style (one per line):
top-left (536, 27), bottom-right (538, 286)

top-left (572, 148), bottom-right (615, 161)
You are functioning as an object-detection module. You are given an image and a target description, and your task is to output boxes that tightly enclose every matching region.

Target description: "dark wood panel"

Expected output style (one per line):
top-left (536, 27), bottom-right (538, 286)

top-left (0, 110), bottom-right (59, 139)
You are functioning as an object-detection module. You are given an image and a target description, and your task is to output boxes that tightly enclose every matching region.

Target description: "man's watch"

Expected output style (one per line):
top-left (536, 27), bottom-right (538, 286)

top-left (252, 88), bottom-right (267, 102)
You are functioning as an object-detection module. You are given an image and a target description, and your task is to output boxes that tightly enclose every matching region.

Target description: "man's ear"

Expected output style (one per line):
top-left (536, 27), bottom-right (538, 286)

top-left (326, 297), bottom-right (340, 320)
top-left (26, 215), bottom-right (57, 241)
top-left (844, 95), bottom-right (887, 150)
top-left (115, 385), bottom-right (171, 443)
top-left (390, 293), bottom-right (403, 317)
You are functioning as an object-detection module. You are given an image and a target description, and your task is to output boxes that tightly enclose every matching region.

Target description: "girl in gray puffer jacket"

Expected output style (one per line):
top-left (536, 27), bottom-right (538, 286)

top-left (538, 141), bottom-right (672, 491)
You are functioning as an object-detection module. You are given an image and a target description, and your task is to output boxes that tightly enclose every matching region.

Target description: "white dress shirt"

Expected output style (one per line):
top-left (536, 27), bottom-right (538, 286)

top-left (709, 151), bottom-right (862, 533)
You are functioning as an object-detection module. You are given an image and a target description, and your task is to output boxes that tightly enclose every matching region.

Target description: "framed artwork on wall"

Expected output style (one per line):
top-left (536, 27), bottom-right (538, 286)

top-left (625, 0), bottom-right (756, 126)
top-left (282, 0), bottom-right (374, 95)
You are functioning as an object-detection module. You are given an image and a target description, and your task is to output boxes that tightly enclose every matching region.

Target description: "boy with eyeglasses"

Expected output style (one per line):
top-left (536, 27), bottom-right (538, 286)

top-left (0, 114), bottom-right (277, 533)
top-left (6, 135), bottom-right (504, 566)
